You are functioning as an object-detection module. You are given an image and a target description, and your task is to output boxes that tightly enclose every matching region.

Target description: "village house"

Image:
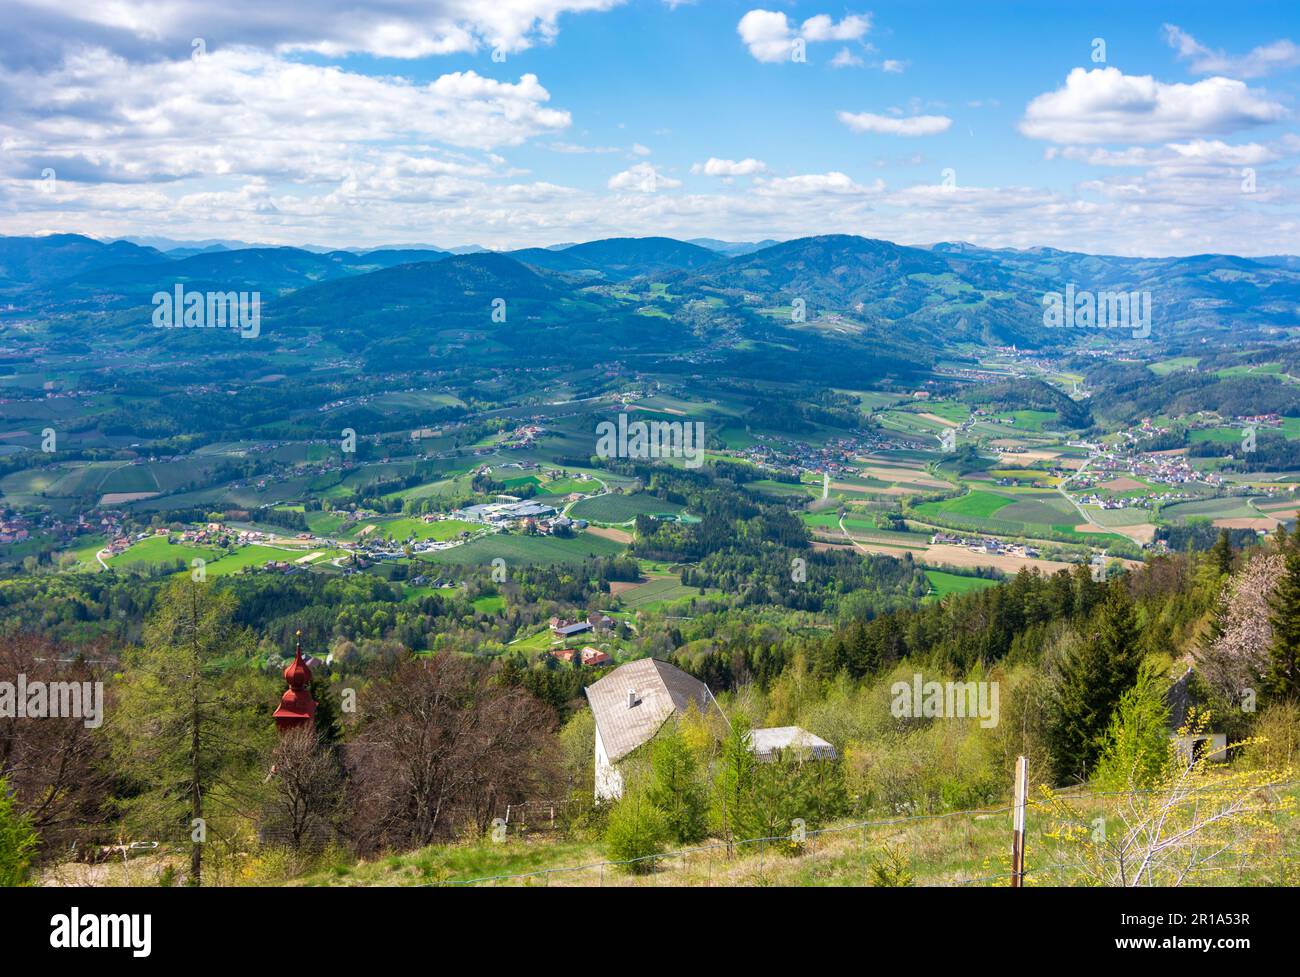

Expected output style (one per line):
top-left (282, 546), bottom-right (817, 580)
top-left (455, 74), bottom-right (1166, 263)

top-left (585, 658), bottom-right (723, 800)
top-left (550, 616), bottom-right (593, 639)
top-left (580, 646), bottom-right (612, 667)
top-left (585, 659), bottom-right (837, 800)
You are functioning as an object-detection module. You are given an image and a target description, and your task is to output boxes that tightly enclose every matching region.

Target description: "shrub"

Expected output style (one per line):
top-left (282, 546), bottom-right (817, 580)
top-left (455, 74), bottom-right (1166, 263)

top-left (604, 787), bottom-right (669, 874)
top-left (648, 724), bottom-right (708, 844)
top-left (0, 777), bottom-right (39, 887)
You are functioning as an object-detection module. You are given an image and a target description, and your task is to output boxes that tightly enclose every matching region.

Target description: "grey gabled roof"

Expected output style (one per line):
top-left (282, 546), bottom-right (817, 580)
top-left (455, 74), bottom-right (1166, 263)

top-left (749, 726), bottom-right (836, 761)
top-left (584, 658), bottom-right (717, 763)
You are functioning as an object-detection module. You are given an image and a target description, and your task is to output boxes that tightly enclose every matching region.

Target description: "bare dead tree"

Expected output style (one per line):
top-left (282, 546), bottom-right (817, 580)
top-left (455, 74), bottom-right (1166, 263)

top-left (266, 726), bottom-right (343, 852)
top-left (346, 655), bottom-right (559, 853)
top-left (0, 634), bottom-right (114, 859)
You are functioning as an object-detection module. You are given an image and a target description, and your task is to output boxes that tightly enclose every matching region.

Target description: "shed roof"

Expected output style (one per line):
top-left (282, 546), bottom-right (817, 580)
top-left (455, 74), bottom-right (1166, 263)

top-left (749, 726), bottom-right (836, 761)
top-left (584, 658), bottom-right (717, 763)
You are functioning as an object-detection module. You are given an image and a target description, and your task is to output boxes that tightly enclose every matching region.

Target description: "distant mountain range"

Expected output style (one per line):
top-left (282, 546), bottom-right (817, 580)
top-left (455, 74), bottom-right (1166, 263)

top-left (3, 232), bottom-right (1298, 379)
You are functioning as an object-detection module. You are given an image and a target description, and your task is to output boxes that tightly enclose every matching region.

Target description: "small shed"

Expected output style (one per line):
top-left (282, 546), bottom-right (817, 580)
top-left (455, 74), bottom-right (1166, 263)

top-left (749, 726), bottom-right (837, 762)
top-left (1165, 667), bottom-right (1227, 763)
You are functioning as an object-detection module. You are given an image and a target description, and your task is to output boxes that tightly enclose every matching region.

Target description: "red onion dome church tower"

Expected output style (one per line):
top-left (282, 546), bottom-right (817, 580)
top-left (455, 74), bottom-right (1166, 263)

top-left (273, 630), bottom-right (317, 735)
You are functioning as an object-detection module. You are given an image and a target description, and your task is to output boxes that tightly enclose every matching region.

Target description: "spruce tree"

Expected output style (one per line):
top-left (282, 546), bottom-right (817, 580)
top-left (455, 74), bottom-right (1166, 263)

top-left (713, 715), bottom-right (758, 853)
top-left (647, 723), bottom-right (708, 844)
top-left (1048, 578), bottom-right (1145, 783)
top-left (1209, 529), bottom-right (1233, 577)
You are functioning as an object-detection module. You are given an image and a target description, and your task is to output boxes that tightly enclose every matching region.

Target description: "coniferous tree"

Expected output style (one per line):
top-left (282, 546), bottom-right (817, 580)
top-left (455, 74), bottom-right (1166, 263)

top-left (1209, 529), bottom-right (1233, 577)
top-left (1048, 578), bottom-right (1145, 784)
top-left (604, 784), bottom-right (668, 874)
top-left (647, 723), bottom-right (708, 844)
top-left (713, 715), bottom-right (758, 853)
top-left (112, 579), bottom-right (274, 885)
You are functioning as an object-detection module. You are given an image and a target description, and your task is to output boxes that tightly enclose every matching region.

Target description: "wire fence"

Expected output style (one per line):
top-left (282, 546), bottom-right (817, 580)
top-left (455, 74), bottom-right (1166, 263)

top-left (45, 779), bottom-right (1300, 887)
top-left (425, 779), bottom-right (1300, 888)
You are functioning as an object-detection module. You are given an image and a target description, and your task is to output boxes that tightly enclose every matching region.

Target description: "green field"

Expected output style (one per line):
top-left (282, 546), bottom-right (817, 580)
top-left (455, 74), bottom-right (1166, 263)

top-left (1149, 356), bottom-right (1200, 376)
top-left (366, 517), bottom-right (481, 543)
top-left (472, 594), bottom-right (506, 614)
top-left (416, 531), bottom-right (625, 567)
top-left (617, 576), bottom-right (703, 610)
top-left (925, 570), bottom-right (1001, 597)
top-left (916, 491), bottom-right (1014, 520)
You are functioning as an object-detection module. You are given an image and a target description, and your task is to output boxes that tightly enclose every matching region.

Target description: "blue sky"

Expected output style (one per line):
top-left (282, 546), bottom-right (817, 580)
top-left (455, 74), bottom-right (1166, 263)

top-left (1, 0), bottom-right (1297, 254)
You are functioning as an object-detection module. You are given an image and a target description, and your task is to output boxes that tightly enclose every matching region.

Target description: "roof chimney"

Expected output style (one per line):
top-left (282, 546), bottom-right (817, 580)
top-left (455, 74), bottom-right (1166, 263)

top-left (627, 688), bottom-right (638, 709)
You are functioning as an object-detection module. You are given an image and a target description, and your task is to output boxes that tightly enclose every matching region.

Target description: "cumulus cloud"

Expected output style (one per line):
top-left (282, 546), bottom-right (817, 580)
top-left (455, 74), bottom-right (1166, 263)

top-left (737, 9), bottom-right (869, 63)
top-left (0, 49), bottom-right (572, 184)
top-left (2, 0), bottom-right (627, 66)
top-left (838, 111), bottom-right (952, 136)
top-left (753, 171), bottom-right (882, 196)
top-left (1019, 67), bottom-right (1288, 144)
top-left (608, 162), bottom-right (680, 192)
top-left (1164, 24), bottom-right (1300, 79)
top-left (691, 157), bottom-right (768, 177)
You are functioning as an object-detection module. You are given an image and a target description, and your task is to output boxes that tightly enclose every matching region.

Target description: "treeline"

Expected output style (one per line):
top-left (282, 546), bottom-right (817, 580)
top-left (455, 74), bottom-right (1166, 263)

top-left (682, 546), bottom-right (928, 614)
top-left (961, 377), bottom-right (1092, 429)
top-left (1087, 363), bottom-right (1300, 425)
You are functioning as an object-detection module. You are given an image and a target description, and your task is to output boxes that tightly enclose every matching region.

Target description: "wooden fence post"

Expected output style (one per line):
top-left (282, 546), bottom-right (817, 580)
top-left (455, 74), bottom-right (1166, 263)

top-left (1011, 755), bottom-right (1027, 887)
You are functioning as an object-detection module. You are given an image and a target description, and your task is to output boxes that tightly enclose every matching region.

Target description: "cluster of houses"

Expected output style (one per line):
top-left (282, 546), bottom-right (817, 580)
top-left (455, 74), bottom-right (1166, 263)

top-left (550, 646), bottom-right (613, 667)
top-left (731, 431), bottom-right (886, 479)
top-left (0, 516), bottom-right (31, 544)
top-left (547, 612), bottom-right (619, 668)
top-left (502, 423), bottom-right (545, 448)
top-left (261, 560), bottom-right (308, 575)
top-left (550, 612), bottom-right (616, 639)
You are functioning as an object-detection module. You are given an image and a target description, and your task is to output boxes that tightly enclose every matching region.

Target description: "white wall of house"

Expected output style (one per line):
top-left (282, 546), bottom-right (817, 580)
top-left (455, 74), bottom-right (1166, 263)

top-left (594, 725), bottom-right (624, 801)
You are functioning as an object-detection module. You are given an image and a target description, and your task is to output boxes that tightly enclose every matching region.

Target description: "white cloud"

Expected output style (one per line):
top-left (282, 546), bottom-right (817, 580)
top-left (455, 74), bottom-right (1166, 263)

top-left (1019, 67), bottom-right (1288, 144)
top-left (838, 111), bottom-right (952, 136)
top-left (1049, 140), bottom-right (1277, 168)
top-left (753, 171), bottom-right (882, 196)
top-left (881, 59), bottom-right (906, 74)
top-left (0, 49), bottom-right (572, 183)
top-left (547, 142), bottom-right (622, 154)
top-left (691, 157), bottom-right (768, 177)
top-left (3, 0), bottom-right (627, 64)
top-left (608, 162), bottom-right (680, 192)
top-left (799, 14), bottom-right (870, 43)
top-left (737, 9), bottom-right (869, 63)
top-left (831, 48), bottom-right (864, 69)
top-left (1163, 24), bottom-right (1300, 79)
